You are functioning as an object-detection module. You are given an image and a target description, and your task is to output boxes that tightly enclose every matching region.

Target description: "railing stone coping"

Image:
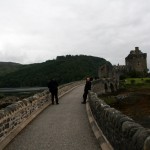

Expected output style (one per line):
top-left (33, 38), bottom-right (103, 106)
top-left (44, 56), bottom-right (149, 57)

top-left (88, 91), bottom-right (150, 150)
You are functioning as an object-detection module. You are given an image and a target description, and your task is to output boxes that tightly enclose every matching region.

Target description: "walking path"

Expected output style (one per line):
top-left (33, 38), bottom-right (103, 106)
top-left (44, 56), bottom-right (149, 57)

top-left (4, 85), bottom-right (100, 150)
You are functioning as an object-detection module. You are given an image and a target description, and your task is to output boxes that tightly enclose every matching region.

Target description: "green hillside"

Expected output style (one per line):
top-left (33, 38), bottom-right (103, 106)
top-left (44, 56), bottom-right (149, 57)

top-left (0, 62), bottom-right (22, 76)
top-left (0, 55), bottom-right (111, 87)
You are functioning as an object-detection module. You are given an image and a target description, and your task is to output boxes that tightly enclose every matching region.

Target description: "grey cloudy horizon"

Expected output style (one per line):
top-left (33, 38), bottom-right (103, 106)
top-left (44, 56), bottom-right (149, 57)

top-left (0, 0), bottom-right (150, 69)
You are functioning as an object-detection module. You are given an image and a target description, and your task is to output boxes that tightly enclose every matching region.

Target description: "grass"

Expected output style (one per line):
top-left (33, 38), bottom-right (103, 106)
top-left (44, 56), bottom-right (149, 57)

top-left (124, 78), bottom-right (150, 84)
top-left (121, 78), bottom-right (150, 89)
top-left (100, 96), bottom-right (117, 105)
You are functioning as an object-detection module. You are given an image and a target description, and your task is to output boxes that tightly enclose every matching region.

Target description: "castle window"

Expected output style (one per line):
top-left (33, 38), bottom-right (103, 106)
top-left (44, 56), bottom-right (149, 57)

top-left (138, 62), bottom-right (140, 66)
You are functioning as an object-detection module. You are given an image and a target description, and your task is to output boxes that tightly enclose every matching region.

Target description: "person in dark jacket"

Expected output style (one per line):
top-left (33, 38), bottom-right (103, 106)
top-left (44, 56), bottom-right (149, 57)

top-left (48, 79), bottom-right (59, 105)
top-left (81, 77), bottom-right (91, 104)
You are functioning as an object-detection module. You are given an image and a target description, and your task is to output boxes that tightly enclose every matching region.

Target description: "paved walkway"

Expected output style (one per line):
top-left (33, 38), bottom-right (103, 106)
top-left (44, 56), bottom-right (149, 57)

top-left (4, 85), bottom-right (100, 150)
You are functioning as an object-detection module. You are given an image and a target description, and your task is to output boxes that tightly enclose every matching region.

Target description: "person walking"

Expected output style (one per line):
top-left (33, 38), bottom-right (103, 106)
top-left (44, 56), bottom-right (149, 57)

top-left (48, 79), bottom-right (59, 105)
top-left (81, 77), bottom-right (91, 104)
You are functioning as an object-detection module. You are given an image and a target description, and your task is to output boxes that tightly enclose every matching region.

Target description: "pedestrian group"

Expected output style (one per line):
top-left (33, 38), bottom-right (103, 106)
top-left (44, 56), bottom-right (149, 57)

top-left (48, 77), bottom-right (92, 105)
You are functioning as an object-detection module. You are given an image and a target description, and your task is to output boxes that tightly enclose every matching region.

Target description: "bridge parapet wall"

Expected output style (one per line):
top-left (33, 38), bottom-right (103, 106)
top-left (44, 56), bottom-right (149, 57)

top-left (0, 81), bottom-right (83, 149)
top-left (88, 91), bottom-right (150, 150)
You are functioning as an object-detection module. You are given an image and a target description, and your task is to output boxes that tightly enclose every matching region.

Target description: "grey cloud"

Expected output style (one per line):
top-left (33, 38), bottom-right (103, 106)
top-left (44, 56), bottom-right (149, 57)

top-left (0, 0), bottom-right (150, 69)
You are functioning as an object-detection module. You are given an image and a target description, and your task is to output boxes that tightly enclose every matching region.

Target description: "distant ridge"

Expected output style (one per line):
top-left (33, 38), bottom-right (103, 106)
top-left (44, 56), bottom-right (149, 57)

top-left (0, 62), bottom-right (22, 76)
top-left (0, 55), bottom-right (111, 87)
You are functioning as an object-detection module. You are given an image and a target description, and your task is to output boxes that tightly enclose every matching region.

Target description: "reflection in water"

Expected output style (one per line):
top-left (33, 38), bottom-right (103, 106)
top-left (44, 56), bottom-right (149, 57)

top-left (0, 87), bottom-right (47, 92)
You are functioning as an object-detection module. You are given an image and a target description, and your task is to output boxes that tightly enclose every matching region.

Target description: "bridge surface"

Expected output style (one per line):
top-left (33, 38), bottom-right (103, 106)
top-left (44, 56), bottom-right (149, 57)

top-left (4, 85), bottom-right (101, 150)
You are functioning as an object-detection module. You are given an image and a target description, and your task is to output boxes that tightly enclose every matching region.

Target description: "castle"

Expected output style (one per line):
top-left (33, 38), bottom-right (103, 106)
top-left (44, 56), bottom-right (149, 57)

top-left (125, 47), bottom-right (147, 73)
top-left (98, 47), bottom-right (148, 79)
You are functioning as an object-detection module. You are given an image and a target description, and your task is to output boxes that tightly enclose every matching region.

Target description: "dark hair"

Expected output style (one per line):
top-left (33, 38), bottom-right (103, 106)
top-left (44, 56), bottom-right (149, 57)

top-left (90, 77), bottom-right (93, 81)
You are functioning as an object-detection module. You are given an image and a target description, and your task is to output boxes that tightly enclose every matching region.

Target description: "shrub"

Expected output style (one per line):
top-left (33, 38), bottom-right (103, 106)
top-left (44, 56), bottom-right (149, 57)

top-left (145, 79), bottom-right (150, 83)
top-left (130, 80), bottom-right (135, 84)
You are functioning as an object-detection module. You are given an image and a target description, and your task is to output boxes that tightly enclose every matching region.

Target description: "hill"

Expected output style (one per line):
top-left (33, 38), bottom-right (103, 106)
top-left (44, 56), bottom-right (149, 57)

top-left (0, 62), bottom-right (22, 76)
top-left (0, 55), bottom-right (111, 87)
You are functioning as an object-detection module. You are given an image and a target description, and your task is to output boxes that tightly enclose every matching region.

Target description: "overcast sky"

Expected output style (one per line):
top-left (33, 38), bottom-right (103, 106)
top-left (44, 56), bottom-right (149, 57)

top-left (0, 0), bottom-right (150, 69)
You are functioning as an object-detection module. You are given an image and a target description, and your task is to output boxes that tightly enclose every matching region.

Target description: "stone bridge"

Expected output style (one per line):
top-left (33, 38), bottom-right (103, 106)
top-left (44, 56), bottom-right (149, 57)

top-left (0, 80), bottom-right (149, 150)
top-left (91, 78), bottom-right (119, 95)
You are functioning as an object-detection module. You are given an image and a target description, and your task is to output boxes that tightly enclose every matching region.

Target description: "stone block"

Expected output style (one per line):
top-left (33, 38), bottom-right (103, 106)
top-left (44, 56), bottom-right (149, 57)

top-left (144, 136), bottom-right (150, 150)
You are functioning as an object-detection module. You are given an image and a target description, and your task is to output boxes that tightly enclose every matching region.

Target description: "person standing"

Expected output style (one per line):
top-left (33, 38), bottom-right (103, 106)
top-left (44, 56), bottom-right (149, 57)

top-left (81, 77), bottom-right (91, 104)
top-left (48, 79), bottom-right (59, 105)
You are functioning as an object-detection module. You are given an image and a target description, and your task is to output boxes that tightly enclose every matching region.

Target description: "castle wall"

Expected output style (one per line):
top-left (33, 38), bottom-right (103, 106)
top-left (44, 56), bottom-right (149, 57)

top-left (98, 64), bottom-right (113, 78)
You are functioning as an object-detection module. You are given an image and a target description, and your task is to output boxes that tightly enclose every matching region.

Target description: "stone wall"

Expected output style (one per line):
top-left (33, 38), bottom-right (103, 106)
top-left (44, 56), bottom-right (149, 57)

top-left (92, 79), bottom-right (118, 95)
top-left (89, 84), bottom-right (150, 150)
top-left (0, 81), bottom-right (83, 149)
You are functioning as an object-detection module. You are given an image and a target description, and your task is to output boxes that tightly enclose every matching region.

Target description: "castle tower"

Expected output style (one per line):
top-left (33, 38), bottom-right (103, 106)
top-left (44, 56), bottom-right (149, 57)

top-left (125, 47), bottom-right (147, 74)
